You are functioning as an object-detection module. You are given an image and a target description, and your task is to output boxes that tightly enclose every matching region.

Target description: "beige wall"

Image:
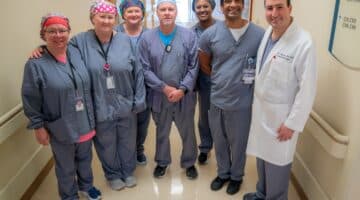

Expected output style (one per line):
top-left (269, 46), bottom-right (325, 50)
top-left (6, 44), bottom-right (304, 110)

top-left (252, 1), bottom-right (360, 199)
top-left (0, 1), bottom-right (92, 199)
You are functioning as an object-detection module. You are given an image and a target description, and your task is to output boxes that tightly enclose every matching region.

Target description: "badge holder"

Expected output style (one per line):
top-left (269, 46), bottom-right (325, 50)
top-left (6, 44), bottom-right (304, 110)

top-left (104, 63), bottom-right (116, 89)
top-left (242, 57), bottom-right (256, 85)
top-left (75, 91), bottom-right (85, 112)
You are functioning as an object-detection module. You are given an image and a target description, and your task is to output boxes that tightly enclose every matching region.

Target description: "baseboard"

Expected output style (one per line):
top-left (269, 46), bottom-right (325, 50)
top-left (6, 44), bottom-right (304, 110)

top-left (20, 158), bottom-right (54, 200)
top-left (291, 172), bottom-right (308, 200)
top-left (0, 146), bottom-right (52, 200)
top-left (292, 153), bottom-right (330, 200)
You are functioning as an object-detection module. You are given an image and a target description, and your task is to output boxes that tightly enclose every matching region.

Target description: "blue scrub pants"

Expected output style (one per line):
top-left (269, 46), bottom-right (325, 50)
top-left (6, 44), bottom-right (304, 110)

top-left (152, 103), bottom-right (197, 168)
top-left (255, 158), bottom-right (292, 200)
top-left (50, 138), bottom-right (93, 200)
top-left (209, 104), bottom-right (251, 181)
top-left (136, 108), bottom-right (150, 156)
top-left (93, 114), bottom-right (136, 181)
top-left (197, 72), bottom-right (212, 154)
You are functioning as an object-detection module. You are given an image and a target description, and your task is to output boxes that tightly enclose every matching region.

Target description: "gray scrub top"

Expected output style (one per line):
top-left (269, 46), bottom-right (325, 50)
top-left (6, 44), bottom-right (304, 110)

top-left (115, 24), bottom-right (148, 54)
top-left (191, 20), bottom-right (218, 86)
top-left (191, 20), bottom-right (218, 39)
top-left (22, 47), bottom-right (95, 144)
top-left (69, 30), bottom-right (146, 123)
top-left (138, 25), bottom-right (199, 112)
top-left (198, 21), bottom-right (264, 110)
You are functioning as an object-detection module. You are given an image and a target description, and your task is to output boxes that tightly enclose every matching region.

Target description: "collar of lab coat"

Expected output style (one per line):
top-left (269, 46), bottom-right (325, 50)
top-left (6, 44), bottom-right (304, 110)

top-left (256, 18), bottom-right (299, 75)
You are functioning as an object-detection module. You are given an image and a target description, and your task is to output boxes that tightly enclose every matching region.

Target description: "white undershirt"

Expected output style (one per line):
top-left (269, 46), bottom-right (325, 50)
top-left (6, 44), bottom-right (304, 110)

top-left (229, 22), bottom-right (249, 41)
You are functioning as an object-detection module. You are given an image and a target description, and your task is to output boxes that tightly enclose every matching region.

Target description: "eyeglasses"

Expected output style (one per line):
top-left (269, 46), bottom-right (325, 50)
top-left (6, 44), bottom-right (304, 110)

top-left (45, 29), bottom-right (69, 36)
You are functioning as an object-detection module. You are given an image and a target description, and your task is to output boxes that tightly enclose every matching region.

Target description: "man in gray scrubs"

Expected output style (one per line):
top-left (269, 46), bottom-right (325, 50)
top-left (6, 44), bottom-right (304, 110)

top-left (198, 0), bottom-right (264, 195)
top-left (138, 0), bottom-right (199, 179)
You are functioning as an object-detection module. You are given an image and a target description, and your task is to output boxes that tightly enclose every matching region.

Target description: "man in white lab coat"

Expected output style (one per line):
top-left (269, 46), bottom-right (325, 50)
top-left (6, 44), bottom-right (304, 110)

top-left (244, 0), bottom-right (317, 199)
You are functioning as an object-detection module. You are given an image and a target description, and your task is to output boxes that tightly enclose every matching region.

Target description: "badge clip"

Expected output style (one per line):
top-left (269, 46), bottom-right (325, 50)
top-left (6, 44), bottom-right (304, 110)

top-left (103, 63), bottom-right (110, 71)
top-left (165, 45), bottom-right (172, 53)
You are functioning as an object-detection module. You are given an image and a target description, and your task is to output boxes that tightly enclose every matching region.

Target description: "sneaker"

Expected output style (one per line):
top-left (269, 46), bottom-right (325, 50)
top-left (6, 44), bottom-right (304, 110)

top-left (243, 192), bottom-right (264, 200)
top-left (210, 176), bottom-right (230, 191)
top-left (153, 165), bottom-right (167, 178)
top-left (108, 179), bottom-right (125, 191)
top-left (226, 179), bottom-right (242, 195)
top-left (198, 152), bottom-right (208, 165)
top-left (80, 187), bottom-right (101, 200)
top-left (185, 165), bottom-right (198, 179)
top-left (137, 153), bottom-right (147, 165)
top-left (124, 176), bottom-right (137, 188)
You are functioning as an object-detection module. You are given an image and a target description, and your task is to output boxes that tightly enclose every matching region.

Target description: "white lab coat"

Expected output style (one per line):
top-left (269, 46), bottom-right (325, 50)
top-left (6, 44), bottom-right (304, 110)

top-left (246, 21), bottom-right (317, 166)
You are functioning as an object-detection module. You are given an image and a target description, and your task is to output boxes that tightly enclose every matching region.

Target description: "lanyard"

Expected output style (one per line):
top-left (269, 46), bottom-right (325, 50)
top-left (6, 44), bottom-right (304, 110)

top-left (45, 47), bottom-right (79, 92)
top-left (94, 32), bottom-right (114, 71)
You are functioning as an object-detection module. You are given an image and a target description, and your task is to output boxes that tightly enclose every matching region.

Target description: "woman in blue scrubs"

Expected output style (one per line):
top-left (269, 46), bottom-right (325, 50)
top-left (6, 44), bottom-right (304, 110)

top-left (22, 13), bottom-right (101, 200)
top-left (116, 0), bottom-right (150, 166)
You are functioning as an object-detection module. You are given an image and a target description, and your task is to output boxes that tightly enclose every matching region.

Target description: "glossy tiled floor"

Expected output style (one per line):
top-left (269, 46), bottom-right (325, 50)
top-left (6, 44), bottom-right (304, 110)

top-left (31, 115), bottom-right (301, 200)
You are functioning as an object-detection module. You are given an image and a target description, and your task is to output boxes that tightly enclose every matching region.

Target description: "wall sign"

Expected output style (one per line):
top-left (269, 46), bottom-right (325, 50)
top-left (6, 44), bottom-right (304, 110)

top-left (329, 0), bottom-right (360, 69)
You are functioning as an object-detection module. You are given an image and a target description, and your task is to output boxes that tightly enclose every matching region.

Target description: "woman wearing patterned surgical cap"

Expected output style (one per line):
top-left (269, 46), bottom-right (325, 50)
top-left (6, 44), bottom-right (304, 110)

top-left (71, 0), bottom-right (146, 191)
top-left (22, 13), bottom-right (101, 200)
top-left (31, 0), bottom-right (146, 191)
top-left (116, 0), bottom-right (151, 167)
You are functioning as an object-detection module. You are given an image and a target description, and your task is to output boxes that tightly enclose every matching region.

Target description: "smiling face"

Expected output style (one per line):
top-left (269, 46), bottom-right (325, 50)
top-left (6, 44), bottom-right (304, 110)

top-left (221, 0), bottom-right (243, 21)
top-left (264, 0), bottom-right (292, 33)
top-left (156, 2), bottom-right (177, 27)
top-left (194, 0), bottom-right (214, 22)
top-left (123, 6), bottom-right (143, 26)
top-left (43, 24), bottom-right (69, 49)
top-left (91, 12), bottom-right (116, 34)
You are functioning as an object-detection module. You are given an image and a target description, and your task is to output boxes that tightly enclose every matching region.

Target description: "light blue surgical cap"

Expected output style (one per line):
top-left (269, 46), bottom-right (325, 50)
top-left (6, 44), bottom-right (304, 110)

top-left (156, 0), bottom-right (176, 7)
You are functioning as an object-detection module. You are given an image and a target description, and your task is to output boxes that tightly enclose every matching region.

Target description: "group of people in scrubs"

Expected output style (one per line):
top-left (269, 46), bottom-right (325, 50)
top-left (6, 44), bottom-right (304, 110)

top-left (22, 0), bottom-right (317, 199)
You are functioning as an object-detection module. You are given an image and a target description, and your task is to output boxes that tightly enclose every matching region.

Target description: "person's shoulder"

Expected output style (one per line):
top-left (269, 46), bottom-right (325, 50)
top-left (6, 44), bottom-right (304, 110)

top-left (205, 20), bottom-right (223, 35)
top-left (114, 30), bottom-right (129, 39)
top-left (297, 26), bottom-right (312, 41)
top-left (289, 23), bottom-right (314, 47)
top-left (248, 22), bottom-right (265, 35)
top-left (115, 23), bottom-right (125, 33)
top-left (176, 25), bottom-right (193, 34)
top-left (25, 54), bottom-right (48, 71)
top-left (191, 22), bottom-right (200, 31)
top-left (72, 30), bottom-right (93, 41)
top-left (142, 27), bottom-right (157, 38)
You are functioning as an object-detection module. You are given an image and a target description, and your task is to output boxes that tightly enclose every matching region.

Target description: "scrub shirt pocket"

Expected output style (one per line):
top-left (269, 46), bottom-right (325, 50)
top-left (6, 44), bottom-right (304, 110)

top-left (106, 90), bottom-right (133, 118)
top-left (46, 112), bottom-right (77, 144)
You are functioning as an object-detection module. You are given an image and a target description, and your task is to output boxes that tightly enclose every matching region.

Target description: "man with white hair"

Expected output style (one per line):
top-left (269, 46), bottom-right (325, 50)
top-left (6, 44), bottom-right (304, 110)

top-left (138, 0), bottom-right (199, 179)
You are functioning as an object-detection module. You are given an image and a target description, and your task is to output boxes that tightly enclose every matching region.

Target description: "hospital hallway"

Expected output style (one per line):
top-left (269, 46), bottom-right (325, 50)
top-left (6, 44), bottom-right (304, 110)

top-left (2, 0), bottom-right (360, 199)
top-left (30, 116), bottom-right (302, 200)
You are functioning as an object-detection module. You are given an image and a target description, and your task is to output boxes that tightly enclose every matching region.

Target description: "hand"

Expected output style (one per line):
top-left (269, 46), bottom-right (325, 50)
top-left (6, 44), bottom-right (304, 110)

top-left (29, 47), bottom-right (44, 59)
top-left (162, 85), bottom-right (177, 98)
top-left (34, 127), bottom-right (50, 145)
top-left (168, 89), bottom-right (185, 102)
top-left (277, 123), bottom-right (294, 142)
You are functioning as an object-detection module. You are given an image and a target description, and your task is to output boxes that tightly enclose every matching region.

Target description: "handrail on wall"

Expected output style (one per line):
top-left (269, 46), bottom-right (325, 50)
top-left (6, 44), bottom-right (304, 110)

top-left (310, 111), bottom-right (349, 145)
top-left (0, 104), bottom-right (26, 144)
top-left (0, 104), bottom-right (23, 127)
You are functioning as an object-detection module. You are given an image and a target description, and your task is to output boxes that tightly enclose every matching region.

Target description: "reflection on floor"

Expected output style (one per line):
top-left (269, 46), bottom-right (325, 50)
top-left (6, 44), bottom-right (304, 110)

top-left (31, 118), bottom-right (301, 200)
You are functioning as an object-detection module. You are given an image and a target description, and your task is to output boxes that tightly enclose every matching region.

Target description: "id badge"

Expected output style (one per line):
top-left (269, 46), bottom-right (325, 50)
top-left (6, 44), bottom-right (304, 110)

top-left (75, 99), bottom-right (84, 112)
top-left (242, 68), bottom-right (255, 84)
top-left (106, 76), bottom-right (116, 89)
